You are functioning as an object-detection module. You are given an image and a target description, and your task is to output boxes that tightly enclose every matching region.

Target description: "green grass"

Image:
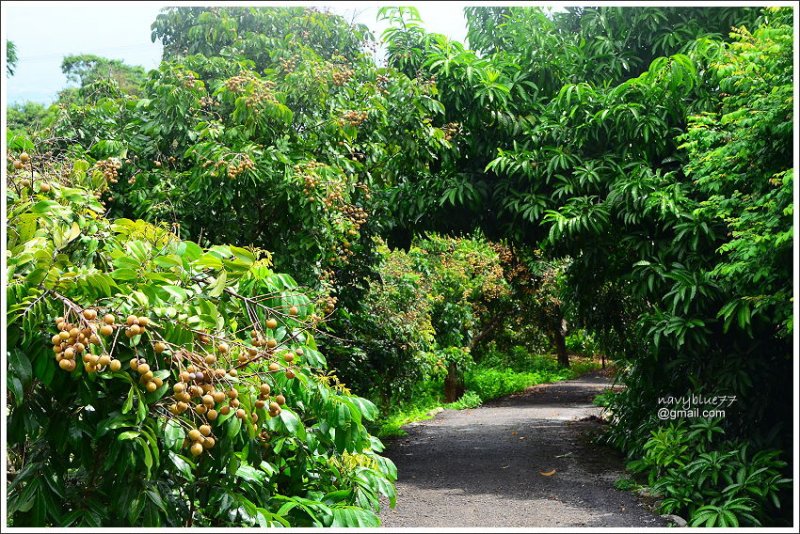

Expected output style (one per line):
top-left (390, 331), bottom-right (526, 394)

top-left (375, 354), bottom-right (602, 438)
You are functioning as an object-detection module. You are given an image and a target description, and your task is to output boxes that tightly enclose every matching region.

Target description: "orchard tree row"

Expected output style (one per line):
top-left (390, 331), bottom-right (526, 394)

top-left (5, 5), bottom-right (794, 527)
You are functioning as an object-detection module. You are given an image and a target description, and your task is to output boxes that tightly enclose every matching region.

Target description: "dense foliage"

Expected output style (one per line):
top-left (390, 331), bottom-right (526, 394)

top-left (5, 149), bottom-right (395, 527)
top-left (4, 4), bottom-right (794, 528)
top-left (377, 5), bottom-right (794, 525)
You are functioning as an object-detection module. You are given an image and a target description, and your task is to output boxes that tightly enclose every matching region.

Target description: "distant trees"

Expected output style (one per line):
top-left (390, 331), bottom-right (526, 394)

top-left (60, 54), bottom-right (146, 95)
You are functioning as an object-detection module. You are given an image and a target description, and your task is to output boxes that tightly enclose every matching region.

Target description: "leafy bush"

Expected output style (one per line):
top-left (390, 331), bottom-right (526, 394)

top-left (465, 354), bottom-right (600, 402)
top-left (447, 390), bottom-right (482, 410)
top-left (593, 390), bottom-right (617, 408)
top-left (628, 419), bottom-right (791, 527)
top-left (5, 150), bottom-right (395, 527)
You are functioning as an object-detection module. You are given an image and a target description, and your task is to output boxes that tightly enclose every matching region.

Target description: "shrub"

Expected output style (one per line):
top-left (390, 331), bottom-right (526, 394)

top-left (627, 419), bottom-right (790, 527)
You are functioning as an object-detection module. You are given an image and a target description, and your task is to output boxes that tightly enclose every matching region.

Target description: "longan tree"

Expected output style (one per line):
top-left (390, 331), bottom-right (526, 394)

top-left (6, 147), bottom-right (395, 527)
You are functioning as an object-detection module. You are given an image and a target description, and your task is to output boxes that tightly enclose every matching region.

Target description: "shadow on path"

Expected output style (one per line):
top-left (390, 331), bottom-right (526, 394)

top-left (379, 371), bottom-right (665, 528)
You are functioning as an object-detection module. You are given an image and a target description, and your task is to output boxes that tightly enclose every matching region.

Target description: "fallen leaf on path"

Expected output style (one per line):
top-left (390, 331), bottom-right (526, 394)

top-left (555, 452), bottom-right (573, 458)
top-left (511, 431), bottom-right (518, 436)
top-left (539, 469), bottom-right (557, 476)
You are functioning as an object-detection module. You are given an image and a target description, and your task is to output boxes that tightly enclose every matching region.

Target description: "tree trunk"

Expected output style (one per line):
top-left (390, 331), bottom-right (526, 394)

top-left (553, 326), bottom-right (569, 368)
top-left (444, 361), bottom-right (465, 403)
top-left (551, 315), bottom-right (569, 368)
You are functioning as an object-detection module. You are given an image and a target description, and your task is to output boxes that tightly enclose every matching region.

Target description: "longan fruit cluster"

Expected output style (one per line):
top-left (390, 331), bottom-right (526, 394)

top-left (442, 121), bottom-right (462, 142)
top-left (187, 424), bottom-right (215, 456)
top-left (226, 155), bottom-right (255, 179)
top-left (343, 204), bottom-right (368, 231)
top-left (224, 75), bottom-right (251, 93)
top-left (95, 158), bottom-right (122, 184)
top-left (245, 89), bottom-right (278, 108)
top-left (317, 295), bottom-right (337, 315)
top-left (11, 151), bottom-right (31, 170)
top-left (323, 185), bottom-right (345, 209)
top-left (169, 363), bottom-right (239, 419)
top-left (130, 357), bottom-right (164, 392)
top-left (339, 110), bottom-right (368, 127)
top-left (302, 173), bottom-right (319, 196)
top-left (180, 72), bottom-right (197, 89)
top-left (278, 57), bottom-right (297, 72)
top-left (199, 96), bottom-right (218, 109)
top-left (52, 309), bottom-right (122, 373)
top-left (124, 314), bottom-right (151, 339)
top-left (376, 74), bottom-right (390, 94)
top-left (332, 67), bottom-right (354, 86)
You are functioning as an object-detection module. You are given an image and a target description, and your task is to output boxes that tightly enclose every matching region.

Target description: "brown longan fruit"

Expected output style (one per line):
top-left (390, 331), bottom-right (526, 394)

top-left (235, 409), bottom-right (246, 419)
top-left (145, 381), bottom-right (158, 393)
top-left (266, 318), bottom-right (278, 330)
top-left (154, 342), bottom-right (166, 354)
top-left (285, 369), bottom-right (296, 379)
top-left (126, 315), bottom-right (138, 326)
top-left (275, 394), bottom-right (286, 406)
top-left (59, 359), bottom-right (75, 371)
top-left (207, 409), bottom-right (218, 421)
top-left (83, 309), bottom-right (97, 320)
top-left (100, 324), bottom-right (114, 336)
top-left (109, 359), bottom-right (122, 372)
top-left (190, 442), bottom-right (203, 457)
top-left (259, 383), bottom-right (271, 396)
top-left (202, 437), bottom-right (215, 449)
top-left (199, 424), bottom-right (211, 436)
top-left (103, 314), bottom-right (115, 325)
top-left (212, 391), bottom-right (226, 404)
top-left (217, 342), bottom-right (229, 354)
top-left (288, 306), bottom-right (298, 316)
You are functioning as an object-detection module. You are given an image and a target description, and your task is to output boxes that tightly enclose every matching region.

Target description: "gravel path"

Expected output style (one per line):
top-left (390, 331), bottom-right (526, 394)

top-left (379, 371), bottom-right (666, 528)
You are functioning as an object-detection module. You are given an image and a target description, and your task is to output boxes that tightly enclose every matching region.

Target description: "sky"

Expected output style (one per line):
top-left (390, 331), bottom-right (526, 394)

top-left (2, 2), bottom-right (469, 105)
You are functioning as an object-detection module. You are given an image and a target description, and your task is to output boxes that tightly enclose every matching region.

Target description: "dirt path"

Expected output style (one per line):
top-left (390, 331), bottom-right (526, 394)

top-left (379, 371), bottom-right (666, 528)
